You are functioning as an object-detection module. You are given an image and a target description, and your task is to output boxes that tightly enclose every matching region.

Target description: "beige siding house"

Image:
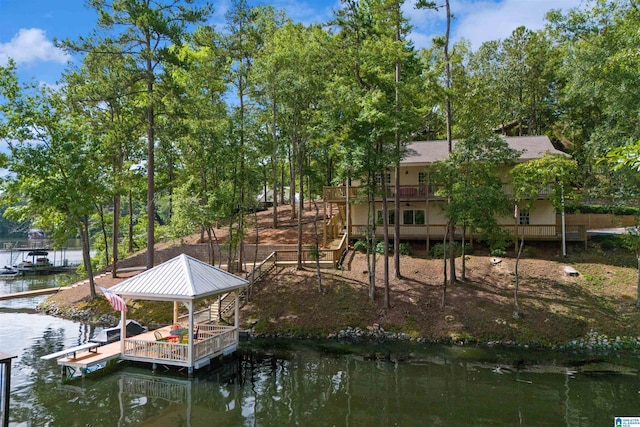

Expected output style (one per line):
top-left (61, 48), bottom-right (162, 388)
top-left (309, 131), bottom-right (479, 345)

top-left (323, 136), bottom-right (586, 246)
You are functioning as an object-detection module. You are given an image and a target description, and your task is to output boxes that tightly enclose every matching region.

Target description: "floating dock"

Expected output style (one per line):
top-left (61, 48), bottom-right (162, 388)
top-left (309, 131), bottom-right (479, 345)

top-left (51, 341), bottom-right (122, 378)
top-left (0, 287), bottom-right (62, 301)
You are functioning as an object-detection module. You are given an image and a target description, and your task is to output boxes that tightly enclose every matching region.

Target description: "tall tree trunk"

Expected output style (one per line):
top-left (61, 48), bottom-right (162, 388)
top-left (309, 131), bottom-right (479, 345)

top-left (98, 204), bottom-right (109, 268)
top-left (145, 52), bottom-right (155, 270)
top-left (514, 233), bottom-right (525, 317)
top-left (444, 0), bottom-right (456, 284)
top-left (289, 144), bottom-right (296, 221)
top-left (461, 222), bottom-right (467, 281)
top-left (442, 225), bottom-right (448, 307)
top-left (238, 73), bottom-right (246, 273)
top-left (312, 199), bottom-right (323, 292)
top-left (112, 193), bottom-right (120, 278)
top-left (206, 226), bottom-right (215, 265)
top-left (80, 215), bottom-right (96, 299)
top-left (296, 137), bottom-right (305, 270)
top-left (128, 190), bottom-right (134, 253)
top-left (393, 0), bottom-right (402, 280)
top-left (366, 186), bottom-right (376, 301)
top-left (381, 169), bottom-right (391, 310)
top-left (272, 96), bottom-right (279, 229)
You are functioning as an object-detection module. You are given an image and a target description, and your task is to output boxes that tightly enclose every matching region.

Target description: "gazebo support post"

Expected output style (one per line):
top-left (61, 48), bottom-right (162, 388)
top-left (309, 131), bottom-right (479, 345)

top-left (120, 303), bottom-right (127, 356)
top-left (173, 301), bottom-right (179, 325)
top-left (187, 301), bottom-right (194, 369)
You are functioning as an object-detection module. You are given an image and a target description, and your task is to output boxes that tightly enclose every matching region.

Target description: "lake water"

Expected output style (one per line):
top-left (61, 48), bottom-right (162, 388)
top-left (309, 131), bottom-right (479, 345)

top-left (0, 247), bottom-right (83, 311)
top-left (1, 272), bottom-right (640, 425)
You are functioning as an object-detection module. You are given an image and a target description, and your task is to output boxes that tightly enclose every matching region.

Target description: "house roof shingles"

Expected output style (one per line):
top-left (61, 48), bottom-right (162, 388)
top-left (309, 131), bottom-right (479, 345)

top-left (402, 135), bottom-right (567, 165)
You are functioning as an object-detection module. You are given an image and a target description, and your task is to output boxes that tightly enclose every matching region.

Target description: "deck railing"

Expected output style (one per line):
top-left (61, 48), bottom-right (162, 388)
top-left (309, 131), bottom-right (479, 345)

top-left (323, 183), bottom-right (553, 202)
top-left (122, 325), bottom-right (237, 366)
top-left (193, 326), bottom-right (237, 361)
top-left (123, 339), bottom-right (189, 364)
top-left (350, 223), bottom-right (586, 241)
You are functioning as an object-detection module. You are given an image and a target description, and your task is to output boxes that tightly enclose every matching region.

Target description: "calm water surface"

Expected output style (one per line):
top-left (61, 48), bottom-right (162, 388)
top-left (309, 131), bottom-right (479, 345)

top-left (1, 271), bottom-right (640, 426)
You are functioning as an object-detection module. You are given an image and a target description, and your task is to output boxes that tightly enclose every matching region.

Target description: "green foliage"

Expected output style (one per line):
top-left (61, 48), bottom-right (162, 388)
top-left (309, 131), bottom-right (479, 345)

top-left (398, 242), bottom-right (411, 256)
top-left (430, 243), bottom-right (446, 258)
top-left (595, 235), bottom-right (623, 251)
top-left (429, 242), bottom-right (472, 258)
top-left (490, 248), bottom-right (507, 257)
top-left (565, 204), bottom-right (640, 216)
top-left (489, 239), bottom-right (510, 257)
top-left (523, 246), bottom-right (537, 258)
top-left (353, 239), bottom-right (369, 253)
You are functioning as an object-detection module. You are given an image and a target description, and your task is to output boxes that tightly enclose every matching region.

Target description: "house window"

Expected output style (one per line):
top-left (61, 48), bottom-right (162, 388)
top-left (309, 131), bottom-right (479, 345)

top-left (418, 172), bottom-right (427, 185)
top-left (403, 209), bottom-right (425, 225)
top-left (519, 209), bottom-right (530, 225)
top-left (377, 209), bottom-right (395, 225)
top-left (376, 172), bottom-right (391, 186)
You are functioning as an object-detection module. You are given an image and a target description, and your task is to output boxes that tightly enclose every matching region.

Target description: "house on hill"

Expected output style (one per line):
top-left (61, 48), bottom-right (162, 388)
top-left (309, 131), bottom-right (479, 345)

top-left (322, 135), bottom-right (586, 247)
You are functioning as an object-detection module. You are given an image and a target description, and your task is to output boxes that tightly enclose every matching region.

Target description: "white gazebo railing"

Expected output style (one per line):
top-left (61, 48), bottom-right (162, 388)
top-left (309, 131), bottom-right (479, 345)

top-left (122, 324), bottom-right (237, 367)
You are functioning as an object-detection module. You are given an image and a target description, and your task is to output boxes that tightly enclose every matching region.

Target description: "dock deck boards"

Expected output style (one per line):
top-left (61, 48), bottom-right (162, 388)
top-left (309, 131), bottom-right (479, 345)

top-left (56, 340), bottom-right (122, 369)
top-left (53, 326), bottom-right (174, 371)
top-left (0, 287), bottom-right (62, 301)
top-left (41, 342), bottom-right (100, 360)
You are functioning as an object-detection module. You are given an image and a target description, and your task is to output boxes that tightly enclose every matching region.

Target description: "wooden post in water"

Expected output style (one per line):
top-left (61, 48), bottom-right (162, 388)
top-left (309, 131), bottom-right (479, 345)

top-left (0, 352), bottom-right (17, 427)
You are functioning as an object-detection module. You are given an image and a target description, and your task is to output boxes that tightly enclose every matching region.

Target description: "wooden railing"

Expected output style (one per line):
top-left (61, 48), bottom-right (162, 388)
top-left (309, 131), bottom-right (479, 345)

top-left (350, 223), bottom-right (586, 241)
top-left (323, 185), bottom-right (443, 202)
top-left (193, 326), bottom-right (237, 361)
top-left (324, 183), bottom-right (553, 203)
top-left (123, 325), bottom-right (237, 366)
top-left (123, 339), bottom-right (189, 364)
top-left (352, 224), bottom-right (448, 239)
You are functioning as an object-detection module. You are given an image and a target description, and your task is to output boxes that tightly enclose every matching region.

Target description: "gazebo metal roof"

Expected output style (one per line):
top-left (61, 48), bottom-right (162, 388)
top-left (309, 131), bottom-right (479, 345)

top-left (109, 254), bottom-right (249, 302)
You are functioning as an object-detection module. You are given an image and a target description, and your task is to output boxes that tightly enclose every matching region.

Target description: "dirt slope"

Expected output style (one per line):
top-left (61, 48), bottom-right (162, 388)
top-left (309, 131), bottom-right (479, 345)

top-left (44, 205), bottom-right (640, 347)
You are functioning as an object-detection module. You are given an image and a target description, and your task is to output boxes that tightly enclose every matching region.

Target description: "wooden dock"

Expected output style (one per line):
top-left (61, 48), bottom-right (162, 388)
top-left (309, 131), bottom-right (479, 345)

top-left (54, 340), bottom-right (122, 378)
top-left (46, 326), bottom-right (175, 378)
top-left (0, 287), bottom-right (61, 301)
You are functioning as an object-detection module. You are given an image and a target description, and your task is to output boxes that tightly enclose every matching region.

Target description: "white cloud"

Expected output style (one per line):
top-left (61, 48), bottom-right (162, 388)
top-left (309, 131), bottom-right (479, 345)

top-left (406, 0), bottom-right (584, 50)
top-left (452, 0), bottom-right (584, 49)
top-left (0, 28), bottom-right (71, 67)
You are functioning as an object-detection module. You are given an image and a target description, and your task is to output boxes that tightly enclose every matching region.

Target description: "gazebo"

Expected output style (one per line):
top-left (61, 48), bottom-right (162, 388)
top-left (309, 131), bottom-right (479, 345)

top-left (109, 254), bottom-right (249, 373)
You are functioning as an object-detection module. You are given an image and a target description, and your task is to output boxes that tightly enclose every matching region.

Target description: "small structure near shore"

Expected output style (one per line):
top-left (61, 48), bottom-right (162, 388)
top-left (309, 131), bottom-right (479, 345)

top-left (43, 254), bottom-right (249, 377)
top-left (109, 254), bottom-right (249, 374)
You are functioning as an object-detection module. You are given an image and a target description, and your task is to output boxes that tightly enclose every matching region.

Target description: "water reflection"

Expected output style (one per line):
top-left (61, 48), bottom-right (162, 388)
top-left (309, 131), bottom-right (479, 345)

top-left (4, 313), bottom-right (640, 426)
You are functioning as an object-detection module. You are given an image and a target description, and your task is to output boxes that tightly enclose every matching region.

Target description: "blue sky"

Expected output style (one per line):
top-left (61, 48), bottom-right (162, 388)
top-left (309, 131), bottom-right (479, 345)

top-left (1, 0), bottom-right (584, 87)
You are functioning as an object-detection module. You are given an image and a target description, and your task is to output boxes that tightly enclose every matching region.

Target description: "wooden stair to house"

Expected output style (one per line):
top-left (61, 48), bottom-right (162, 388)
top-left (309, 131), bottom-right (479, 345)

top-left (325, 204), bottom-right (347, 241)
top-left (210, 292), bottom-right (236, 322)
top-left (209, 252), bottom-right (279, 323)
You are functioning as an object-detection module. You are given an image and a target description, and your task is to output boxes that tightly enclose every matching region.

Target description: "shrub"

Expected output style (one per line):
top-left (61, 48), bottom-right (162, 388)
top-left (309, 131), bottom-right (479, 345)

top-left (598, 235), bottom-right (622, 251)
top-left (489, 239), bottom-right (510, 257)
top-left (353, 240), bottom-right (369, 253)
top-left (490, 248), bottom-right (507, 257)
top-left (429, 242), bottom-right (470, 258)
top-left (430, 243), bottom-right (446, 258)
top-left (399, 242), bottom-right (411, 255)
top-left (462, 243), bottom-right (474, 255)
